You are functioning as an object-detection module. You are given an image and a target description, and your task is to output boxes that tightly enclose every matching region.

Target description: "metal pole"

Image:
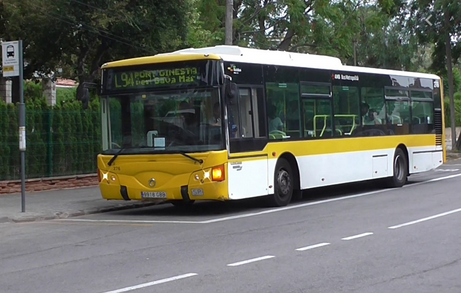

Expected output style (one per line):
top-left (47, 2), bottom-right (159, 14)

top-left (225, 0), bottom-right (233, 45)
top-left (18, 40), bottom-right (26, 212)
top-left (444, 11), bottom-right (457, 151)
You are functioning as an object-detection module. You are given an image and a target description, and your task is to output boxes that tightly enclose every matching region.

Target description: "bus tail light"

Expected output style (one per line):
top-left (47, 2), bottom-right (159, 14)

top-left (212, 165), bottom-right (225, 182)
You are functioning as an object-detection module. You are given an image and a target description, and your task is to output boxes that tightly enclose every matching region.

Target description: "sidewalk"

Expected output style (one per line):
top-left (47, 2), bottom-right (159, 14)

top-left (1, 153), bottom-right (461, 224)
top-left (0, 186), bottom-right (157, 223)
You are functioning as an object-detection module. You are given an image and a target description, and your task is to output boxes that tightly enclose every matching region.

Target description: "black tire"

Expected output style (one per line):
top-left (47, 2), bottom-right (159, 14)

top-left (291, 189), bottom-right (303, 201)
top-left (387, 148), bottom-right (408, 187)
top-left (269, 158), bottom-right (293, 207)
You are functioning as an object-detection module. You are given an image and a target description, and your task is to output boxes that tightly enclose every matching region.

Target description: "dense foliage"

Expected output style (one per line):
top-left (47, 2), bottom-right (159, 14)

top-left (0, 84), bottom-right (100, 180)
top-left (1, 0), bottom-right (461, 181)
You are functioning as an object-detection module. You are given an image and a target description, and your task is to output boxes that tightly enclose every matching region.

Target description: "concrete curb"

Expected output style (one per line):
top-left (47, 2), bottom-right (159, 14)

top-left (4, 202), bottom-right (160, 224)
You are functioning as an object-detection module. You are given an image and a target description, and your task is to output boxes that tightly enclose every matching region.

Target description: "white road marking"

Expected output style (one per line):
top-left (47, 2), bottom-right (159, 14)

top-left (59, 173), bottom-right (461, 225)
top-left (101, 273), bottom-right (197, 293)
top-left (202, 190), bottom-right (391, 224)
top-left (59, 189), bottom-right (389, 225)
top-left (61, 219), bottom-right (204, 224)
top-left (408, 173), bottom-right (461, 185)
top-left (296, 242), bottom-right (330, 251)
top-left (434, 169), bottom-right (459, 172)
top-left (227, 255), bottom-right (275, 267)
top-left (388, 207), bottom-right (461, 229)
top-left (342, 232), bottom-right (374, 240)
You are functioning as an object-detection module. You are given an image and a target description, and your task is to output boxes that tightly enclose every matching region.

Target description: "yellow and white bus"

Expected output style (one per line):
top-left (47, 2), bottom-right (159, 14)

top-left (98, 45), bottom-right (445, 207)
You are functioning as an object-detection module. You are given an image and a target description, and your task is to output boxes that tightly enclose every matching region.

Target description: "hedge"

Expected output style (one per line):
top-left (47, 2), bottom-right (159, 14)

top-left (0, 97), bottom-right (100, 181)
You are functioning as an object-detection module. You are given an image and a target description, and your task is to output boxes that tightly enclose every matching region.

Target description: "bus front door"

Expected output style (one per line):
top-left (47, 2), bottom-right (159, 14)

top-left (228, 87), bottom-right (269, 200)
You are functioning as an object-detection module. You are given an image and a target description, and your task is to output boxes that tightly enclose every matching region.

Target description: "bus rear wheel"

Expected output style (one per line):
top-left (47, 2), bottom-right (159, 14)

top-left (269, 158), bottom-right (293, 207)
top-left (387, 148), bottom-right (408, 187)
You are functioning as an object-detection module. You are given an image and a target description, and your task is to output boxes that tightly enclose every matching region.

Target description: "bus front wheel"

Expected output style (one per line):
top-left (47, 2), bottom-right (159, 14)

top-left (269, 158), bottom-right (293, 207)
top-left (388, 148), bottom-right (408, 187)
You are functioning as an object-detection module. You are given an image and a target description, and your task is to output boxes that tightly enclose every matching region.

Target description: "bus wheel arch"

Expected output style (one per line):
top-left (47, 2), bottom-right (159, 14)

top-left (388, 145), bottom-right (409, 187)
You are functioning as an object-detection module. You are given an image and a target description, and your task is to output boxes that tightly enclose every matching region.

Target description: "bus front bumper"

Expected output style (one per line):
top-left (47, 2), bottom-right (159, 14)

top-left (98, 170), bottom-right (228, 202)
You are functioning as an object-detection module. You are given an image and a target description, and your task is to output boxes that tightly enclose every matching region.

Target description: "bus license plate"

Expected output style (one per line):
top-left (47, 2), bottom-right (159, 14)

top-left (141, 191), bottom-right (167, 199)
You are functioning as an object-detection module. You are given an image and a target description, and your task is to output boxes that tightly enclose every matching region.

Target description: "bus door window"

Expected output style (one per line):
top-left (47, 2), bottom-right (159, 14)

top-left (229, 87), bottom-right (265, 139)
top-left (265, 83), bottom-right (300, 139)
top-left (302, 98), bottom-right (333, 138)
top-left (227, 92), bottom-right (240, 138)
top-left (300, 82), bottom-right (332, 138)
top-left (255, 88), bottom-right (267, 137)
top-left (332, 86), bottom-right (360, 136)
top-left (238, 88), bottom-right (253, 137)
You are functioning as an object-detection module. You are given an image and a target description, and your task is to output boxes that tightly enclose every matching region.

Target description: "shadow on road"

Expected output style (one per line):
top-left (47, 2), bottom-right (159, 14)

top-left (111, 179), bottom-right (400, 219)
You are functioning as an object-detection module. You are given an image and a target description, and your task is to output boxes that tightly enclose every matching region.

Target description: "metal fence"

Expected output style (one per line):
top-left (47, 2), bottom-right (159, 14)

top-left (0, 99), bottom-right (101, 181)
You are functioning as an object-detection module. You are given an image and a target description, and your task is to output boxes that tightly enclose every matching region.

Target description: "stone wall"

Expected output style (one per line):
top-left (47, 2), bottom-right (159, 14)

top-left (0, 174), bottom-right (98, 194)
top-left (0, 77), bottom-right (12, 103)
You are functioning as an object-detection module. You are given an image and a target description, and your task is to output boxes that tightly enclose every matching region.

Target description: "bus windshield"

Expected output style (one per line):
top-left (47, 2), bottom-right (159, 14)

top-left (102, 87), bottom-right (224, 154)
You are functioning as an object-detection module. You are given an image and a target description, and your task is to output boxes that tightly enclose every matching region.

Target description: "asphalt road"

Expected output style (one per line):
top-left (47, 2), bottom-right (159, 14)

top-left (1, 162), bottom-right (461, 293)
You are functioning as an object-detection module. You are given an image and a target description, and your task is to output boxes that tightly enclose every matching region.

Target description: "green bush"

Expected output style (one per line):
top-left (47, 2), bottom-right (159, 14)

top-left (25, 82), bottom-right (44, 100)
top-left (0, 82), bottom-right (101, 181)
top-left (56, 87), bottom-right (77, 104)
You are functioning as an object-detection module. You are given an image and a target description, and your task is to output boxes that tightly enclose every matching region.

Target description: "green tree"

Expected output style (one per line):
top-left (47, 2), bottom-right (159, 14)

top-left (410, 0), bottom-right (461, 150)
top-left (1, 0), bottom-right (193, 99)
top-left (189, 0), bottom-right (226, 47)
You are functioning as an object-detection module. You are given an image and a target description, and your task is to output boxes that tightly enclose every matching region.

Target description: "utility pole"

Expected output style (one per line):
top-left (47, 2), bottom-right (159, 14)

top-left (225, 0), bottom-right (233, 45)
top-left (444, 10), bottom-right (457, 151)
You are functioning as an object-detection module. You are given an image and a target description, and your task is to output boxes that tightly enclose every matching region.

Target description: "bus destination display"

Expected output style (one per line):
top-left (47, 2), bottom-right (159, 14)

top-left (107, 66), bottom-right (201, 90)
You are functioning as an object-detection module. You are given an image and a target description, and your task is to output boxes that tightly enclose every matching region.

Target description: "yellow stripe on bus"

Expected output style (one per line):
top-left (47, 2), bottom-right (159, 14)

top-left (227, 135), bottom-right (438, 160)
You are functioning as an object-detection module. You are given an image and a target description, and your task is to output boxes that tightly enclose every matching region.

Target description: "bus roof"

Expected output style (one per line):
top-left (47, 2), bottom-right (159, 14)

top-left (170, 46), bottom-right (440, 80)
top-left (102, 45), bottom-right (440, 80)
top-left (101, 53), bottom-right (222, 68)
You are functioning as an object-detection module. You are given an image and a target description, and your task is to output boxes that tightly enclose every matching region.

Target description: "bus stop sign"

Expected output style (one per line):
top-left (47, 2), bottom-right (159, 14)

top-left (2, 41), bottom-right (20, 77)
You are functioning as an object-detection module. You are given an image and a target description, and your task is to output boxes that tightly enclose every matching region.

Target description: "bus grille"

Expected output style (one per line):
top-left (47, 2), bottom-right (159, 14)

top-left (434, 110), bottom-right (443, 146)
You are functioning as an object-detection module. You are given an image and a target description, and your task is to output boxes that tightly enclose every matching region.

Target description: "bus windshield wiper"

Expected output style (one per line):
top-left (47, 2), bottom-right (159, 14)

top-left (108, 148), bottom-right (125, 166)
top-left (179, 152), bottom-right (203, 164)
top-left (108, 148), bottom-right (203, 166)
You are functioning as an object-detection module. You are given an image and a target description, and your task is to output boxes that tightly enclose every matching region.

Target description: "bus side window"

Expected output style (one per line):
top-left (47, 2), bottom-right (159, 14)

top-left (410, 100), bottom-right (434, 134)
